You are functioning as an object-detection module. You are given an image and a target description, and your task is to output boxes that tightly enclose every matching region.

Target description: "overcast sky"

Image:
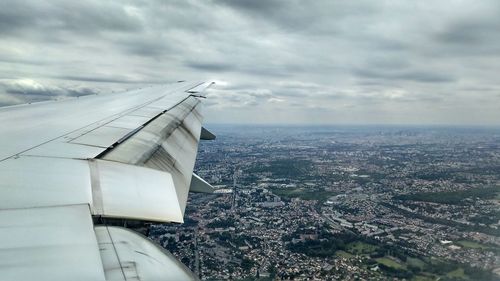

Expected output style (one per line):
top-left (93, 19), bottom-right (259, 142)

top-left (1, 0), bottom-right (499, 125)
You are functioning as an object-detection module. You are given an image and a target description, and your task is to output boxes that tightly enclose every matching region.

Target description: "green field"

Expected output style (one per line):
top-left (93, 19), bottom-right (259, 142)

top-left (446, 268), bottom-right (466, 279)
top-left (413, 275), bottom-right (437, 281)
top-left (346, 241), bottom-right (378, 254)
top-left (456, 240), bottom-right (496, 251)
top-left (412, 268), bottom-right (470, 281)
top-left (376, 257), bottom-right (405, 269)
top-left (407, 257), bottom-right (426, 269)
top-left (335, 250), bottom-right (354, 258)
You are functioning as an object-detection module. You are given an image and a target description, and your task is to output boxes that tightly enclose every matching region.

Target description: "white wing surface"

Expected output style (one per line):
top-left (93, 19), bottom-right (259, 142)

top-left (0, 81), bottom-right (214, 281)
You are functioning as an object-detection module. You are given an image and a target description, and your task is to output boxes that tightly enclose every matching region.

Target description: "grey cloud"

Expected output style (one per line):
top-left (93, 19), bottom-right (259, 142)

top-left (214, 0), bottom-right (306, 31)
top-left (2, 80), bottom-right (58, 97)
top-left (437, 22), bottom-right (488, 45)
top-left (0, 79), bottom-right (99, 105)
top-left (0, 95), bottom-right (22, 107)
top-left (57, 2), bottom-right (142, 33)
top-left (396, 72), bottom-right (454, 83)
top-left (0, 56), bottom-right (50, 66)
top-left (56, 75), bottom-right (155, 84)
top-left (363, 58), bottom-right (411, 71)
top-left (187, 62), bottom-right (236, 72)
top-left (215, 0), bottom-right (285, 12)
top-left (436, 16), bottom-right (500, 46)
top-left (0, 1), bottom-right (499, 125)
top-left (0, 0), bottom-right (142, 36)
top-left (461, 86), bottom-right (500, 93)
top-left (64, 88), bottom-right (99, 97)
top-left (273, 90), bottom-right (311, 98)
top-left (119, 39), bottom-right (172, 58)
top-left (353, 69), bottom-right (454, 83)
top-left (186, 61), bottom-right (296, 78)
top-left (0, 1), bottom-right (46, 35)
top-left (215, 0), bottom-right (378, 34)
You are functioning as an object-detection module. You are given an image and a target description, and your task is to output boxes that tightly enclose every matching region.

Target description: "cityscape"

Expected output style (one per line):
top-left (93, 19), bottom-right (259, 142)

top-left (150, 125), bottom-right (500, 280)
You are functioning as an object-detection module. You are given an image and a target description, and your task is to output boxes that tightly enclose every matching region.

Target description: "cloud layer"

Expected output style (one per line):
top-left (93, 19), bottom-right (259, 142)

top-left (1, 0), bottom-right (499, 125)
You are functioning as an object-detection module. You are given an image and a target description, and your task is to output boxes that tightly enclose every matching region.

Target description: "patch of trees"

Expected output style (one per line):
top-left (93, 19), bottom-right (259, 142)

top-left (394, 186), bottom-right (499, 205)
top-left (183, 217), bottom-right (198, 227)
top-left (288, 237), bottom-right (346, 257)
top-left (469, 210), bottom-right (500, 225)
top-left (240, 258), bottom-right (254, 271)
top-left (377, 264), bottom-right (413, 279)
top-left (287, 231), bottom-right (360, 257)
top-left (212, 202), bottom-right (232, 210)
top-left (369, 244), bottom-right (410, 262)
top-left (207, 218), bottom-right (235, 228)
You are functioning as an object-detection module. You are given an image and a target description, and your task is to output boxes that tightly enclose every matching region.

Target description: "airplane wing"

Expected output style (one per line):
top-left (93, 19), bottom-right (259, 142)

top-left (0, 81), bottom-right (216, 281)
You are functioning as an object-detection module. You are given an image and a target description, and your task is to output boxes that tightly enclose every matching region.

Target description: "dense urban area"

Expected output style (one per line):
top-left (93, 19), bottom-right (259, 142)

top-left (149, 125), bottom-right (500, 280)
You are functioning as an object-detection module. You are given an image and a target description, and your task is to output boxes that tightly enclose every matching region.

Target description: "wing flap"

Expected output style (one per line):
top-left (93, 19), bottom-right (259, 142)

top-left (0, 157), bottom-right (185, 223)
top-left (89, 159), bottom-right (184, 223)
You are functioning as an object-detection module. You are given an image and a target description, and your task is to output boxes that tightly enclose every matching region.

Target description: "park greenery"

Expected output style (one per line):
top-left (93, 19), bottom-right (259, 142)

top-left (285, 228), bottom-right (498, 280)
top-left (394, 186), bottom-right (500, 205)
top-left (247, 159), bottom-right (314, 181)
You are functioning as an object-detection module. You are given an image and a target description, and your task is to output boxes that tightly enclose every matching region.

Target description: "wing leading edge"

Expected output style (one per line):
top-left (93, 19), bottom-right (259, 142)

top-left (0, 81), bottom-right (214, 281)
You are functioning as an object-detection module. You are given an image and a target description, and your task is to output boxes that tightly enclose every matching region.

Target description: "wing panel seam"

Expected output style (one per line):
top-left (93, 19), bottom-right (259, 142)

top-left (89, 159), bottom-right (104, 215)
